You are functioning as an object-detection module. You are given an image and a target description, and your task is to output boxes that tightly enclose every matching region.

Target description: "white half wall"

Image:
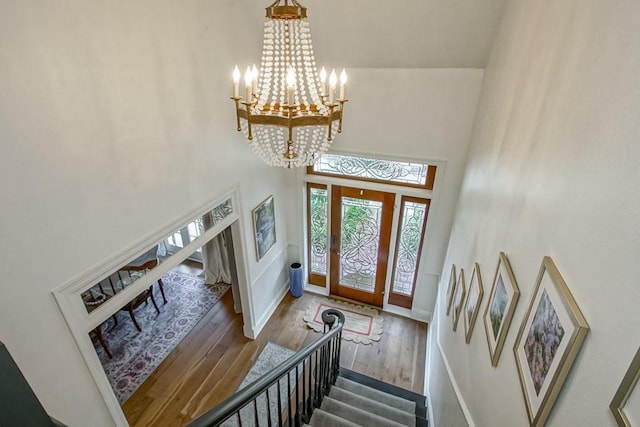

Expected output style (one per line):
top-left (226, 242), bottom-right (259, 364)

top-left (430, 0), bottom-right (640, 426)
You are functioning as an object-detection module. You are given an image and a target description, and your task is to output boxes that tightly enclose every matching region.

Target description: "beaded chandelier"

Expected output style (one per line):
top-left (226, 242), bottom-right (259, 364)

top-left (231, 0), bottom-right (348, 168)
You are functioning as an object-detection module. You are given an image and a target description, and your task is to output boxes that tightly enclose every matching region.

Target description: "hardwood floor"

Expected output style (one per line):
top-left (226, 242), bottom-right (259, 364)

top-left (122, 289), bottom-right (428, 427)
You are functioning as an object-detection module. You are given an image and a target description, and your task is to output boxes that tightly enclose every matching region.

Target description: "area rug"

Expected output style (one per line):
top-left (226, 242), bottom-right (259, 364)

top-left (303, 297), bottom-right (384, 344)
top-left (222, 342), bottom-right (296, 427)
top-left (94, 270), bottom-right (230, 404)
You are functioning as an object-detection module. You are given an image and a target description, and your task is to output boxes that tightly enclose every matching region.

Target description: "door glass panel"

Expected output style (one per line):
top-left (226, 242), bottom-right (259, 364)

top-left (392, 199), bottom-right (428, 296)
top-left (309, 187), bottom-right (328, 275)
top-left (311, 153), bottom-right (433, 188)
top-left (339, 197), bottom-right (383, 293)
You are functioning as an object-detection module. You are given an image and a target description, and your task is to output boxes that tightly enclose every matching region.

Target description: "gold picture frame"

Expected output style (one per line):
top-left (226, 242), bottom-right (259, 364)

top-left (445, 264), bottom-right (457, 316)
top-left (252, 195), bottom-right (276, 261)
top-left (463, 262), bottom-right (484, 344)
top-left (513, 256), bottom-right (589, 427)
top-left (483, 252), bottom-right (520, 367)
top-left (610, 347), bottom-right (640, 426)
top-left (452, 268), bottom-right (466, 332)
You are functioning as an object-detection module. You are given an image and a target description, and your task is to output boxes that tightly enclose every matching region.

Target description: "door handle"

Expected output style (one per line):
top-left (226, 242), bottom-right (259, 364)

top-left (330, 234), bottom-right (340, 255)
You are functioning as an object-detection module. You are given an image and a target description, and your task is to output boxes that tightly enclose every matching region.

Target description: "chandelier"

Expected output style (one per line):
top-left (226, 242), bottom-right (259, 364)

top-left (231, 0), bottom-right (348, 168)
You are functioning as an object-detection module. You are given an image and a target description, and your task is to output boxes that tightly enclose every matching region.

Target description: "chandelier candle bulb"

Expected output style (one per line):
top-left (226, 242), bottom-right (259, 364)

top-left (328, 69), bottom-right (337, 104)
top-left (286, 67), bottom-right (296, 105)
top-left (232, 66), bottom-right (240, 98)
top-left (244, 66), bottom-right (253, 102)
top-left (251, 64), bottom-right (259, 95)
top-left (319, 67), bottom-right (327, 96)
top-left (339, 69), bottom-right (347, 100)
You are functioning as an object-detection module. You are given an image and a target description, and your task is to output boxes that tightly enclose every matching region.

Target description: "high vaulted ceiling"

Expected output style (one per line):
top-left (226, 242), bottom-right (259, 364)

top-left (249, 0), bottom-right (508, 69)
top-left (310, 0), bottom-right (507, 68)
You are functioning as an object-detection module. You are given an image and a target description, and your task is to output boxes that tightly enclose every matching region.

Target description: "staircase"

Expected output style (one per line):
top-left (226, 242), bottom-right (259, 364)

top-left (306, 369), bottom-right (427, 427)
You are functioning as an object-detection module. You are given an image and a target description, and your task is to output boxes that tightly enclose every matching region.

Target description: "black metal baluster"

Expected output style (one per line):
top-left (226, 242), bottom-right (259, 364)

top-left (331, 339), bottom-right (340, 384)
top-left (302, 358), bottom-right (307, 419)
top-left (313, 349), bottom-right (319, 407)
top-left (277, 379), bottom-right (283, 427)
top-left (295, 364), bottom-right (300, 426)
top-left (287, 372), bottom-right (292, 427)
top-left (253, 398), bottom-right (259, 426)
top-left (323, 344), bottom-right (328, 393)
top-left (237, 410), bottom-right (243, 427)
top-left (329, 338), bottom-right (334, 382)
top-left (328, 342), bottom-right (332, 388)
top-left (266, 388), bottom-right (272, 427)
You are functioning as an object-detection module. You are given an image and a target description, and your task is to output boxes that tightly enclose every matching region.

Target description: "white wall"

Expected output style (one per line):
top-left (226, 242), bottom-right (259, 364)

top-left (0, 1), bottom-right (292, 425)
top-left (300, 68), bottom-right (483, 317)
top-left (430, 0), bottom-right (640, 425)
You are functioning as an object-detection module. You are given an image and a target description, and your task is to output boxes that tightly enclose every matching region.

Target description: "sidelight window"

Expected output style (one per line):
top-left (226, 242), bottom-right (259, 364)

top-left (388, 196), bottom-right (430, 308)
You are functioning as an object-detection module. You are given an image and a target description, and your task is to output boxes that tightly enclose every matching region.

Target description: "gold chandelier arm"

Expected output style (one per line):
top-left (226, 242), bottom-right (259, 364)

top-left (337, 100), bottom-right (348, 133)
top-left (242, 101), bottom-right (255, 140)
top-left (327, 105), bottom-right (334, 141)
top-left (231, 97), bottom-right (242, 131)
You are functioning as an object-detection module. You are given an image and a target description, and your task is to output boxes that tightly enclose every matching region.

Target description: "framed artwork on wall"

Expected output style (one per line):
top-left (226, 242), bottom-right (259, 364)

top-left (610, 346), bottom-right (640, 426)
top-left (463, 262), bottom-right (484, 344)
top-left (252, 195), bottom-right (277, 261)
top-left (513, 256), bottom-right (589, 427)
top-left (483, 252), bottom-right (520, 367)
top-left (452, 268), bottom-right (466, 332)
top-left (445, 264), bottom-right (457, 316)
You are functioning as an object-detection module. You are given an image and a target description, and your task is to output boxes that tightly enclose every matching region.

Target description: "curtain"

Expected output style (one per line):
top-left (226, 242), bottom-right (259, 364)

top-left (202, 233), bottom-right (232, 284)
top-left (201, 214), bottom-right (232, 285)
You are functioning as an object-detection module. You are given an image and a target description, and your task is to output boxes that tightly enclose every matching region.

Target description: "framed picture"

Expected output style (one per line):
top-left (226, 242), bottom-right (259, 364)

top-left (452, 268), bottom-right (466, 332)
top-left (610, 347), bottom-right (640, 426)
top-left (252, 196), bottom-right (277, 261)
top-left (445, 264), bottom-right (457, 316)
top-left (463, 263), bottom-right (484, 344)
top-left (483, 252), bottom-right (520, 366)
top-left (513, 256), bottom-right (589, 427)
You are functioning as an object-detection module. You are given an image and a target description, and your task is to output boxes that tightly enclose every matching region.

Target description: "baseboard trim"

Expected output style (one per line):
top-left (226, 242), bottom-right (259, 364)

top-left (411, 308), bottom-right (432, 323)
top-left (436, 337), bottom-right (476, 427)
top-left (252, 281), bottom-right (289, 337)
top-left (426, 393), bottom-right (435, 427)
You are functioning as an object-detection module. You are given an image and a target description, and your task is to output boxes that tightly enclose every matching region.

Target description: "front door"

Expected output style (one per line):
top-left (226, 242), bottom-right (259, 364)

top-left (329, 186), bottom-right (395, 307)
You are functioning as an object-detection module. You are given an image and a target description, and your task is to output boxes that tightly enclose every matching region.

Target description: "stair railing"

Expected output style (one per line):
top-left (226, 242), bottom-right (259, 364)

top-left (187, 308), bottom-right (345, 427)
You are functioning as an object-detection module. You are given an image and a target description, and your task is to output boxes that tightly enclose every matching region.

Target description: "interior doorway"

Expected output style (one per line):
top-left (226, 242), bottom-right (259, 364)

top-left (329, 185), bottom-right (395, 307)
top-left (86, 232), bottom-right (240, 409)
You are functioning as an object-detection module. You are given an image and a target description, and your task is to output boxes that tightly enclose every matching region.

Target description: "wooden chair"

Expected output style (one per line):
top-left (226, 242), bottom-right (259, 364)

top-left (121, 246), bottom-right (168, 304)
top-left (119, 286), bottom-right (160, 332)
top-left (90, 324), bottom-right (112, 358)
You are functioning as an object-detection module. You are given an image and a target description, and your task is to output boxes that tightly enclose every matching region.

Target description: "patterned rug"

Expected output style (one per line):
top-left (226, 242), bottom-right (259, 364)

top-left (94, 270), bottom-right (230, 404)
top-left (222, 342), bottom-right (296, 427)
top-left (303, 297), bottom-right (384, 344)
